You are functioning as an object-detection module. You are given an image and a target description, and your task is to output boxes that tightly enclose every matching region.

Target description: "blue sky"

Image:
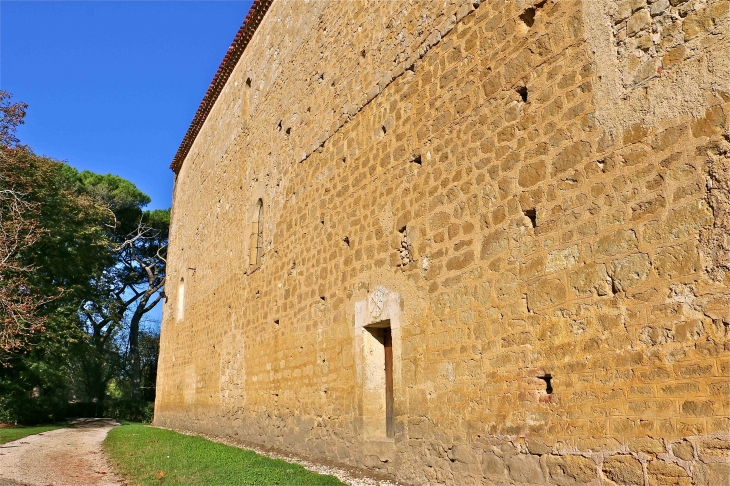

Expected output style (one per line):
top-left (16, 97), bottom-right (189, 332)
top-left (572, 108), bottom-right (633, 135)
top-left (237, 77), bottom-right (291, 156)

top-left (2, 1), bottom-right (253, 327)
top-left (1, 0), bottom-right (252, 211)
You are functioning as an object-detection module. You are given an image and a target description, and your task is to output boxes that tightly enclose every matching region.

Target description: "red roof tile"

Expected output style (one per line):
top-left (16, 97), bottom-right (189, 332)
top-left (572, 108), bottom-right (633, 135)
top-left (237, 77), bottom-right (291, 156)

top-left (170, 0), bottom-right (274, 174)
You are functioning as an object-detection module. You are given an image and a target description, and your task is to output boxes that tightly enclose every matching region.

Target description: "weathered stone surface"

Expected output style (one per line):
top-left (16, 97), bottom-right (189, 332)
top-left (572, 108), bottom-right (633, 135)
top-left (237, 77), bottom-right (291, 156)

top-left (671, 440), bottom-right (694, 461)
top-left (609, 253), bottom-right (651, 292)
top-left (646, 460), bottom-right (691, 486)
top-left (654, 241), bottom-right (701, 278)
top-left (601, 455), bottom-right (644, 485)
top-left (595, 230), bottom-right (639, 257)
top-left (448, 444), bottom-right (475, 463)
top-left (527, 277), bottom-right (567, 310)
top-left (506, 454), bottom-right (545, 484)
top-left (698, 438), bottom-right (730, 460)
top-left (481, 451), bottom-right (507, 480)
top-left (154, 0), bottom-right (730, 484)
top-left (519, 161), bottom-right (547, 188)
top-left (546, 245), bottom-right (580, 273)
top-left (552, 141), bottom-right (592, 175)
top-left (693, 462), bottom-right (730, 486)
top-left (546, 455), bottom-right (597, 485)
top-left (480, 231), bottom-right (509, 260)
top-left (569, 263), bottom-right (611, 296)
top-left (628, 437), bottom-right (666, 454)
top-left (526, 439), bottom-right (552, 455)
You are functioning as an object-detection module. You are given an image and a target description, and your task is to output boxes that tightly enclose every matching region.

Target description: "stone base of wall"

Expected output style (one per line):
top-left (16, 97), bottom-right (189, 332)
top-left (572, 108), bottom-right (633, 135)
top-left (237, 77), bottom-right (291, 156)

top-left (156, 410), bottom-right (729, 485)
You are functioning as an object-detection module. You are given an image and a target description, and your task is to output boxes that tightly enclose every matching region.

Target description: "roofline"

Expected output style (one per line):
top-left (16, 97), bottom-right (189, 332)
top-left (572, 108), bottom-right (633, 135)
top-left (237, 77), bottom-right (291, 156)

top-left (170, 0), bottom-right (274, 174)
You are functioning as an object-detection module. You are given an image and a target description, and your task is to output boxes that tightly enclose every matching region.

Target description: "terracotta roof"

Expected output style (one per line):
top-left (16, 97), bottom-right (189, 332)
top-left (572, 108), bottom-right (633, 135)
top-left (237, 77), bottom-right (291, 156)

top-left (170, 0), bottom-right (274, 174)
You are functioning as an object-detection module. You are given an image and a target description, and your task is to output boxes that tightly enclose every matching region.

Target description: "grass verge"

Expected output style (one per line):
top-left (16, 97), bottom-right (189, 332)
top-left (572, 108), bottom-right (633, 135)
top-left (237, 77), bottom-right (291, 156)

top-left (0, 425), bottom-right (65, 444)
top-left (104, 423), bottom-right (345, 486)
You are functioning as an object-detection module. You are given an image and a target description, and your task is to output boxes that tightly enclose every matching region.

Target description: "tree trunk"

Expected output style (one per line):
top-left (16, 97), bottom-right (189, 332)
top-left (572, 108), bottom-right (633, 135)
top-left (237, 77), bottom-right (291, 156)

top-left (128, 291), bottom-right (152, 401)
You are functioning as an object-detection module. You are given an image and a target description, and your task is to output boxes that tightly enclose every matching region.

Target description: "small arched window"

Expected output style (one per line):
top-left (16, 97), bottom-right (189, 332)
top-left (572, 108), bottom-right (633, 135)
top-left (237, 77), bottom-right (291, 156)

top-left (250, 199), bottom-right (263, 266)
top-left (243, 77), bottom-right (252, 118)
top-left (177, 277), bottom-right (185, 321)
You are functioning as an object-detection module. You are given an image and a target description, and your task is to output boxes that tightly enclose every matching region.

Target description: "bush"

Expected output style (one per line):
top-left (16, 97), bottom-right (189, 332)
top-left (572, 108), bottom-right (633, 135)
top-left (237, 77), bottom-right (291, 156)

top-left (0, 388), bottom-right (69, 425)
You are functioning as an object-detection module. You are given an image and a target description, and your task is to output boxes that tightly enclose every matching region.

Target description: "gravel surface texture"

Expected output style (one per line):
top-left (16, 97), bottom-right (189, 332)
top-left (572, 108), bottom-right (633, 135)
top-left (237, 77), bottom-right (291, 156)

top-left (0, 418), bottom-right (124, 486)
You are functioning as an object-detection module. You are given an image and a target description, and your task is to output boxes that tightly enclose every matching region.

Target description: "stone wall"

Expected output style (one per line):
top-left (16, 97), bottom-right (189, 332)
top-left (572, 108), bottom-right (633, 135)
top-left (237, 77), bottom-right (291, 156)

top-left (155, 0), bottom-right (730, 484)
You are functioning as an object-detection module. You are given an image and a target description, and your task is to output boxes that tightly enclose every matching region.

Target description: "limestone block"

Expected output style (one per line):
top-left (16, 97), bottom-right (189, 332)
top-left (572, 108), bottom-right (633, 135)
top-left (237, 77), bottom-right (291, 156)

top-left (646, 460), bottom-right (691, 486)
top-left (552, 141), bottom-right (592, 175)
top-left (693, 462), bottom-right (730, 486)
top-left (601, 455), bottom-right (644, 485)
top-left (628, 437), bottom-right (666, 454)
top-left (671, 440), bottom-right (694, 461)
top-left (627, 9), bottom-right (651, 36)
top-left (595, 230), bottom-right (639, 258)
top-left (569, 263), bottom-right (612, 296)
top-left (609, 253), bottom-right (651, 292)
top-left (481, 451), bottom-right (508, 480)
top-left (448, 444), bottom-right (475, 464)
top-left (505, 454), bottom-right (545, 484)
top-left (480, 230), bottom-right (509, 260)
top-left (519, 161), bottom-right (547, 188)
top-left (527, 277), bottom-right (567, 310)
top-left (698, 438), bottom-right (730, 461)
top-left (654, 241), bottom-right (701, 278)
top-left (546, 245), bottom-right (580, 273)
top-left (545, 455), bottom-right (597, 485)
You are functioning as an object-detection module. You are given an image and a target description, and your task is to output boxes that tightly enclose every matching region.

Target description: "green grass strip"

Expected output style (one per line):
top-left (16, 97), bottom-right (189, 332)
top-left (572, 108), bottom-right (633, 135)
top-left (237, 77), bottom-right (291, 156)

top-left (0, 425), bottom-right (65, 444)
top-left (104, 423), bottom-right (345, 486)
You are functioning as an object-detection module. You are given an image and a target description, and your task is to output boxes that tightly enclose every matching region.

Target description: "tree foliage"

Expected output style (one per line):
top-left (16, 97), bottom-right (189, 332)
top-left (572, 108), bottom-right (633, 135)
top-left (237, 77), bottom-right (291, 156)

top-left (0, 91), bottom-right (168, 422)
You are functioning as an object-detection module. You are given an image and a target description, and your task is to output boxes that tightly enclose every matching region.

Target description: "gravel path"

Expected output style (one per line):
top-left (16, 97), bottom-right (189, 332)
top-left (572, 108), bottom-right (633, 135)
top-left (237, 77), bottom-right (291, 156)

top-left (0, 418), bottom-right (124, 486)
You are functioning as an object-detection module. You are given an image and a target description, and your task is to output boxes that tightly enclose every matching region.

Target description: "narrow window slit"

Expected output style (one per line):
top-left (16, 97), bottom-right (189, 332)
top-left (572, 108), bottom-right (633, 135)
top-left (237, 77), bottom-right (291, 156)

top-left (517, 86), bottom-right (528, 103)
top-left (524, 208), bottom-right (537, 228)
top-left (538, 374), bottom-right (553, 394)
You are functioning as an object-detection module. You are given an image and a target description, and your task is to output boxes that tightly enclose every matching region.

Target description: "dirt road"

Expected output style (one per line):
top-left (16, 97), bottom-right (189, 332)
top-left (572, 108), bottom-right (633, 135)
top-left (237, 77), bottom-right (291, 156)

top-left (0, 419), bottom-right (123, 486)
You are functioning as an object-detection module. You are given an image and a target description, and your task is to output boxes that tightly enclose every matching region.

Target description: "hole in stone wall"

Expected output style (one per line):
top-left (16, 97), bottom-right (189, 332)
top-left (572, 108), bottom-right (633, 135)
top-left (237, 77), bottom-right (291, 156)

top-left (245, 77), bottom-right (252, 87)
top-left (285, 127), bottom-right (291, 136)
top-left (519, 0), bottom-right (546, 29)
top-left (398, 226), bottom-right (413, 266)
top-left (274, 319), bottom-right (280, 326)
top-left (277, 120), bottom-right (282, 131)
top-left (411, 153), bottom-right (422, 165)
top-left (361, 49), bottom-right (366, 58)
top-left (538, 374), bottom-right (553, 394)
top-left (342, 156), bottom-right (347, 164)
top-left (320, 295), bottom-right (326, 302)
top-left (342, 236), bottom-right (350, 247)
top-left (381, 125), bottom-right (387, 137)
top-left (517, 86), bottom-right (528, 103)
top-left (524, 208), bottom-right (537, 228)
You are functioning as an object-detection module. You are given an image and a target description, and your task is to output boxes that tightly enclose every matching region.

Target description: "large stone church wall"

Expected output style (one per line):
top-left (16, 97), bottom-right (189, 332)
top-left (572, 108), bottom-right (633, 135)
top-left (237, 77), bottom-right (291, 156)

top-left (155, 0), bottom-right (730, 484)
